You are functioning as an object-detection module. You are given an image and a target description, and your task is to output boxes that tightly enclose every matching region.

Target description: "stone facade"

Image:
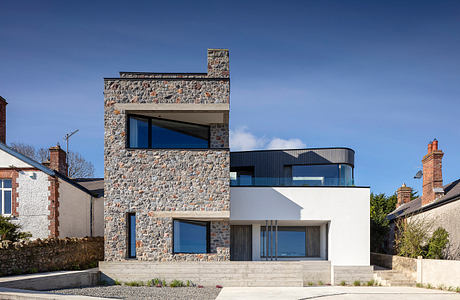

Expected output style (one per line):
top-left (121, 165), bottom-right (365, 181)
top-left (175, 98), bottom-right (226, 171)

top-left (0, 237), bottom-right (103, 276)
top-left (104, 49), bottom-right (230, 261)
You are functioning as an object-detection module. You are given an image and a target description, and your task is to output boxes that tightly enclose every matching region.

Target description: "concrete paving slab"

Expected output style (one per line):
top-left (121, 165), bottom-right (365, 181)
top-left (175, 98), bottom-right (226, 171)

top-left (216, 286), bottom-right (460, 300)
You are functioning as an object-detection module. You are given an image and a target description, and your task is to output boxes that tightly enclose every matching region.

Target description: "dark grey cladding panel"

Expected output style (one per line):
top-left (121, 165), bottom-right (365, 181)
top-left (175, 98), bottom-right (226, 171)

top-left (230, 148), bottom-right (354, 178)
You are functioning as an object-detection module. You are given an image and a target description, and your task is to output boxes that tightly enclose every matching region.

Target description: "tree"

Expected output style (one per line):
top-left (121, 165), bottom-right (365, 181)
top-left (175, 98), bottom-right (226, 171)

top-left (9, 142), bottom-right (49, 163)
top-left (9, 142), bottom-right (95, 178)
top-left (67, 152), bottom-right (95, 178)
top-left (370, 192), bottom-right (397, 253)
top-left (0, 216), bottom-right (31, 242)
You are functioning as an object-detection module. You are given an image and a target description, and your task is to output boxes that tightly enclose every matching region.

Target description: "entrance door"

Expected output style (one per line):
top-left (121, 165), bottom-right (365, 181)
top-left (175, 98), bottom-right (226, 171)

top-left (230, 225), bottom-right (252, 261)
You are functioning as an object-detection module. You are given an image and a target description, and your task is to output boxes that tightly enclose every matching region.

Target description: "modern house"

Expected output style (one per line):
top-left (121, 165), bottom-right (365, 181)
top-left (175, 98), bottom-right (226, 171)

top-left (0, 96), bottom-right (104, 239)
top-left (388, 140), bottom-right (460, 259)
top-left (100, 49), bottom-right (372, 286)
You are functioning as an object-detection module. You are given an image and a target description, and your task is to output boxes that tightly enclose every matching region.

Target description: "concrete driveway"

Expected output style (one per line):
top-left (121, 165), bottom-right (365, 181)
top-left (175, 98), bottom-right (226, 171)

top-left (216, 286), bottom-right (460, 300)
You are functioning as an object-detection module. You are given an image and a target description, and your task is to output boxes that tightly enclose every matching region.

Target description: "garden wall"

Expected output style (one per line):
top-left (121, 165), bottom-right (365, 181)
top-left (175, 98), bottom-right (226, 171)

top-left (0, 237), bottom-right (103, 276)
top-left (371, 252), bottom-right (460, 287)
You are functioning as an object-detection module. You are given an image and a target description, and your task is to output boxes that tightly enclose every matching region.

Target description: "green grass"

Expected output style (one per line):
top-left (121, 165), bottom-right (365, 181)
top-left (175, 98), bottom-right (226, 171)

top-left (125, 281), bottom-right (144, 287)
top-left (114, 280), bottom-right (122, 286)
top-left (366, 280), bottom-right (375, 286)
top-left (318, 281), bottom-right (324, 286)
top-left (340, 281), bottom-right (346, 286)
top-left (426, 283), bottom-right (433, 289)
top-left (416, 283), bottom-right (423, 288)
top-left (147, 278), bottom-right (162, 287)
top-left (307, 281), bottom-right (314, 286)
top-left (169, 280), bottom-right (185, 287)
top-left (353, 280), bottom-right (361, 286)
top-left (456, 287), bottom-right (460, 293)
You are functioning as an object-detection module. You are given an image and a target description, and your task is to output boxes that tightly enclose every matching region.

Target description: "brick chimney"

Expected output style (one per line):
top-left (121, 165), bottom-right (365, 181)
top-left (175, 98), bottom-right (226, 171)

top-left (396, 183), bottom-right (412, 208)
top-left (207, 49), bottom-right (229, 78)
top-left (49, 145), bottom-right (68, 176)
top-left (0, 96), bottom-right (7, 144)
top-left (422, 139), bottom-right (444, 206)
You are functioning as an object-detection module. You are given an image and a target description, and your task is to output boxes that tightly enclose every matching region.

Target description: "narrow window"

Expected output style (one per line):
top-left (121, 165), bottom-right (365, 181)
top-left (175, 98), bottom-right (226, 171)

top-left (127, 213), bottom-right (136, 258)
top-left (1, 179), bottom-right (12, 215)
top-left (173, 220), bottom-right (210, 253)
top-left (129, 116), bottom-right (149, 148)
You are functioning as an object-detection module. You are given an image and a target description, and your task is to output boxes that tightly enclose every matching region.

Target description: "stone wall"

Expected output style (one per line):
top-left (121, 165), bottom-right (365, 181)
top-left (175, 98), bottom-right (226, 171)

top-left (104, 49), bottom-right (230, 261)
top-left (0, 237), bottom-right (103, 276)
top-left (371, 252), bottom-right (417, 280)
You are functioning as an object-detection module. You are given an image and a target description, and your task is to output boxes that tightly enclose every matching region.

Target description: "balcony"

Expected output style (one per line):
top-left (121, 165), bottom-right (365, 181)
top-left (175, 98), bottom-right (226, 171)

top-left (230, 176), bottom-right (354, 187)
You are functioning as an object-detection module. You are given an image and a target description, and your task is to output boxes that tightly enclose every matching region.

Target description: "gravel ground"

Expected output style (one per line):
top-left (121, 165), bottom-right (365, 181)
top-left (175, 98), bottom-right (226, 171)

top-left (48, 286), bottom-right (221, 300)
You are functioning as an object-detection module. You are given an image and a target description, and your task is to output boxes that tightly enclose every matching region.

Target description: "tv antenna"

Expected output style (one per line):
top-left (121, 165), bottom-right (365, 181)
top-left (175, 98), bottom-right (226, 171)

top-left (63, 129), bottom-right (79, 164)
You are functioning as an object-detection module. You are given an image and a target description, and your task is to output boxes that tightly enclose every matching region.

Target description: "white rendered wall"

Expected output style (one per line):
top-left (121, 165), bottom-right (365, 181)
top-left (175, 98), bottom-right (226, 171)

top-left (93, 197), bottom-right (104, 237)
top-left (0, 151), bottom-right (33, 168)
top-left (16, 170), bottom-right (50, 238)
top-left (230, 187), bottom-right (370, 266)
top-left (58, 179), bottom-right (91, 237)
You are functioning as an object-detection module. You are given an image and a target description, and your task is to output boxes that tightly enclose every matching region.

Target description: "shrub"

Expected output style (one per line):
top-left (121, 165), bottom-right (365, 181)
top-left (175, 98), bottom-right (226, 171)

top-left (114, 280), bottom-right (122, 286)
top-left (169, 280), bottom-right (185, 287)
top-left (416, 283), bottom-right (423, 288)
top-left (0, 216), bottom-right (32, 242)
top-left (307, 281), bottom-right (314, 286)
top-left (367, 280), bottom-right (375, 286)
top-left (318, 281), bottom-right (324, 286)
top-left (426, 283), bottom-right (433, 289)
top-left (147, 278), bottom-right (162, 287)
top-left (353, 280), bottom-right (361, 286)
top-left (340, 281), bottom-right (346, 286)
top-left (395, 217), bottom-right (432, 258)
top-left (426, 228), bottom-right (449, 259)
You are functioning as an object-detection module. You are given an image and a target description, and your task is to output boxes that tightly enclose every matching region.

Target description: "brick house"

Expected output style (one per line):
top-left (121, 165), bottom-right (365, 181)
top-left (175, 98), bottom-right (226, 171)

top-left (388, 139), bottom-right (460, 259)
top-left (100, 49), bottom-right (372, 286)
top-left (0, 96), bottom-right (104, 239)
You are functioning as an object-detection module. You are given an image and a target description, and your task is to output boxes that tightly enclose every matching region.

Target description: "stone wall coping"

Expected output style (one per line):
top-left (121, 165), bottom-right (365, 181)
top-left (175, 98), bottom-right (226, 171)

top-left (0, 237), bottom-right (103, 250)
top-left (114, 103), bottom-right (229, 112)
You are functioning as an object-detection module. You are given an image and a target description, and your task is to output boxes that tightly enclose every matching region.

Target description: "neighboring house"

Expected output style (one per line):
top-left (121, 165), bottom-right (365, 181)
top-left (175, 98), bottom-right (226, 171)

top-left (388, 139), bottom-right (460, 259)
top-left (102, 49), bottom-right (371, 283)
top-left (0, 96), bottom-right (104, 239)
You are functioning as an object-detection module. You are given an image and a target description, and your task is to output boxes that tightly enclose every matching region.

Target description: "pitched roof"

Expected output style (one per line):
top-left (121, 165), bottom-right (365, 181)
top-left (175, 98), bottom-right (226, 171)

top-left (0, 142), bottom-right (100, 198)
top-left (388, 179), bottom-right (460, 221)
top-left (74, 178), bottom-right (104, 198)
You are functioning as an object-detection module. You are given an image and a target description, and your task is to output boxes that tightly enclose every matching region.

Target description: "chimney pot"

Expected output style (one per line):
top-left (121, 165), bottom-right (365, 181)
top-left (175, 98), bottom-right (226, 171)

top-left (432, 139), bottom-right (438, 151)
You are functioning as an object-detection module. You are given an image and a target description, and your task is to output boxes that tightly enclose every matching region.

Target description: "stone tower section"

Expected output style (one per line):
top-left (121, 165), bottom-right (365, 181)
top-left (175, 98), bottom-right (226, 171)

top-left (104, 49), bottom-right (230, 261)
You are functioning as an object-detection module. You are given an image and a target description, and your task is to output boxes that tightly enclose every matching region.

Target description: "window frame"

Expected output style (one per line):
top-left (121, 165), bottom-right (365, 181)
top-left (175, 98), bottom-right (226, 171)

top-left (172, 219), bottom-right (211, 254)
top-left (126, 114), bottom-right (211, 150)
top-left (0, 179), bottom-right (12, 216)
top-left (289, 163), bottom-right (354, 186)
top-left (127, 213), bottom-right (136, 259)
top-left (260, 226), bottom-right (321, 258)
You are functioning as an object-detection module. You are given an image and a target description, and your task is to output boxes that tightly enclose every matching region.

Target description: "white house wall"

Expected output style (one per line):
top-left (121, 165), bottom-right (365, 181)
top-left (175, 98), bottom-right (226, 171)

top-left (230, 187), bottom-right (370, 266)
top-left (16, 170), bottom-right (50, 238)
top-left (0, 150), bottom-right (33, 169)
top-left (58, 179), bottom-right (91, 237)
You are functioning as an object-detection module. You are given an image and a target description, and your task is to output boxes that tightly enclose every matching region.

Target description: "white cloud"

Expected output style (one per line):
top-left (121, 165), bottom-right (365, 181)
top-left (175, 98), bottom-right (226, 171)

top-left (266, 138), bottom-right (306, 150)
top-left (229, 127), bottom-right (266, 151)
top-left (230, 127), bottom-right (306, 151)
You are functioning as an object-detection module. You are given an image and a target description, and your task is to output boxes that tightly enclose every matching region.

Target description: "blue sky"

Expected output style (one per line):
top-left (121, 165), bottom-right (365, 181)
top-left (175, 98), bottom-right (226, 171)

top-left (1, 0), bottom-right (459, 195)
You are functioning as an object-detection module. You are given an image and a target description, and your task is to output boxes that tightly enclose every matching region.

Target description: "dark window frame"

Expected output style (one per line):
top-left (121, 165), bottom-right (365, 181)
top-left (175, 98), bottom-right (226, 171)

top-left (127, 213), bottom-right (136, 259)
top-left (260, 226), bottom-right (321, 258)
top-left (172, 219), bottom-right (211, 254)
top-left (126, 114), bottom-right (211, 149)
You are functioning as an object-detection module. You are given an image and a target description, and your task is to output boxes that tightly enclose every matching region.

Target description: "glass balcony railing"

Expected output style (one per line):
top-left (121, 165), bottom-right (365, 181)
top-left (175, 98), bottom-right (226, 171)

top-left (230, 177), bottom-right (354, 187)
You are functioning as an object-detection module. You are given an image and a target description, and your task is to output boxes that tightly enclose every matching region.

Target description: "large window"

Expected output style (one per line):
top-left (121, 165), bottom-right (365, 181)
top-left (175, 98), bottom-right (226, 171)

top-left (260, 226), bottom-right (320, 258)
top-left (173, 220), bottom-right (210, 254)
top-left (1, 179), bottom-right (12, 215)
top-left (127, 213), bottom-right (136, 258)
top-left (128, 115), bottom-right (210, 149)
top-left (230, 167), bottom-right (254, 186)
top-left (291, 164), bottom-right (353, 186)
